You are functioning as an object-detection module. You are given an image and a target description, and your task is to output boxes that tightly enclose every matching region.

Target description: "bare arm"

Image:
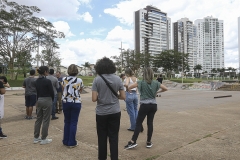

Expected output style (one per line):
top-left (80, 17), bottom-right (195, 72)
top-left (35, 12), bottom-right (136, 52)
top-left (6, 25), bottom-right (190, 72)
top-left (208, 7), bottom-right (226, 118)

top-left (124, 77), bottom-right (129, 90)
top-left (128, 82), bottom-right (138, 91)
top-left (4, 83), bottom-right (10, 88)
top-left (92, 91), bottom-right (98, 102)
top-left (157, 84), bottom-right (168, 93)
top-left (118, 89), bottom-right (126, 100)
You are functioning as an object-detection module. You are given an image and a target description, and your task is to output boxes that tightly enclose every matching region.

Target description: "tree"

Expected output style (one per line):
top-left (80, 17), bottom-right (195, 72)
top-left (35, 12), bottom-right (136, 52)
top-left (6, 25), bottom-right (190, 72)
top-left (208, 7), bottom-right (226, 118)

top-left (227, 67), bottom-right (233, 77)
top-left (0, 0), bottom-right (64, 80)
top-left (82, 62), bottom-right (91, 76)
top-left (211, 68), bottom-right (216, 73)
top-left (14, 50), bottom-right (33, 78)
top-left (111, 49), bottom-right (146, 77)
top-left (232, 68), bottom-right (236, 78)
top-left (216, 68), bottom-right (221, 76)
top-left (219, 67), bottom-right (225, 77)
top-left (193, 64), bottom-right (202, 77)
top-left (41, 47), bottom-right (61, 68)
top-left (153, 50), bottom-right (189, 78)
top-left (122, 49), bottom-right (147, 77)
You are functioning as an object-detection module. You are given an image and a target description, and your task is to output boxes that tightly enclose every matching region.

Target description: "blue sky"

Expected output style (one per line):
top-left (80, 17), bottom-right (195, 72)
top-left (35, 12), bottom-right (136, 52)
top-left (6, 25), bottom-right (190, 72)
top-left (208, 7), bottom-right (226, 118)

top-left (14, 0), bottom-right (240, 69)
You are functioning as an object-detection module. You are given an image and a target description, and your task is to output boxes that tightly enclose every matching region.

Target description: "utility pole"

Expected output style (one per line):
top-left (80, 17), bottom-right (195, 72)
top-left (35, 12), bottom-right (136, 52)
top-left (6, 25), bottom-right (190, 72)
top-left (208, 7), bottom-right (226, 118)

top-left (36, 24), bottom-right (40, 68)
top-left (182, 52), bottom-right (184, 84)
top-left (118, 42), bottom-right (124, 73)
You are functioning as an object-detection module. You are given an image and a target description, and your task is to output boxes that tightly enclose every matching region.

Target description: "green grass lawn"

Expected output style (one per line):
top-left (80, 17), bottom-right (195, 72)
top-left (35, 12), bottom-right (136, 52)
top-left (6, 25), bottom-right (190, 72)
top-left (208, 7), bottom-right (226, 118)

top-left (169, 77), bottom-right (238, 83)
top-left (3, 74), bottom-right (238, 87)
top-left (1, 74), bottom-right (96, 87)
top-left (78, 76), bottom-right (95, 86)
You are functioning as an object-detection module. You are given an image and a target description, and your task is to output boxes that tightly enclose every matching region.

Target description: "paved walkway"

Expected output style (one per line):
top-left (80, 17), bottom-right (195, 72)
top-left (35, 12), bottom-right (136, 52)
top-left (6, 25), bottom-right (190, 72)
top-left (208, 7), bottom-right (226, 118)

top-left (0, 89), bottom-right (240, 160)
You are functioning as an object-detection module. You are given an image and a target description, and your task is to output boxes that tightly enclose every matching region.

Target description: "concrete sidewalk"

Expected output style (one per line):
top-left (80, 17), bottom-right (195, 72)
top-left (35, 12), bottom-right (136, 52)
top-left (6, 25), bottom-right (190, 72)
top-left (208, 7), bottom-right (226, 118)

top-left (0, 89), bottom-right (240, 160)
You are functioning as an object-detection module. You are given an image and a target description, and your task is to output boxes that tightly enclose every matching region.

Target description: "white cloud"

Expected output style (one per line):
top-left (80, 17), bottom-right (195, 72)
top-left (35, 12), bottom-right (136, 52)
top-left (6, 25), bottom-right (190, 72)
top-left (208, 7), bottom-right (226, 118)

top-left (14, 0), bottom-right (91, 21)
top-left (99, 14), bottom-right (102, 17)
top-left (53, 21), bottom-right (75, 37)
top-left (90, 28), bottom-right (106, 36)
top-left (80, 32), bottom-right (84, 35)
top-left (79, 12), bottom-right (93, 23)
top-left (58, 26), bottom-right (133, 67)
top-left (79, 0), bottom-right (91, 4)
top-left (104, 0), bottom-right (240, 68)
top-left (105, 26), bottom-right (133, 48)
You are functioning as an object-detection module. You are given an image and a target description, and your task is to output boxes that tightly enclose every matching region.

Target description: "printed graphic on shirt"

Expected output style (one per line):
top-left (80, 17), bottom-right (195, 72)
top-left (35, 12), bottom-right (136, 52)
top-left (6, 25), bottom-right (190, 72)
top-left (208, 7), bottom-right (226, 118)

top-left (62, 77), bottom-right (84, 103)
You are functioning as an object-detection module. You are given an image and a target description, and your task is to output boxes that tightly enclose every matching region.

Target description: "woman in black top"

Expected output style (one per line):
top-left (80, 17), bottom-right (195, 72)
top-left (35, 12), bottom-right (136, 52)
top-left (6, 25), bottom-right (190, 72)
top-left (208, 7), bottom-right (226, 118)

top-left (33, 66), bottom-right (54, 145)
top-left (156, 74), bottom-right (163, 84)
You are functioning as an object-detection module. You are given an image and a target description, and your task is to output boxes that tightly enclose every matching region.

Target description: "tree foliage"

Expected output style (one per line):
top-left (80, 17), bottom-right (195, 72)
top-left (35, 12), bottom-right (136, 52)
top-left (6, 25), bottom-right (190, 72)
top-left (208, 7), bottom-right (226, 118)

top-left (111, 49), bottom-right (149, 77)
top-left (153, 50), bottom-right (189, 77)
top-left (0, 0), bottom-right (64, 79)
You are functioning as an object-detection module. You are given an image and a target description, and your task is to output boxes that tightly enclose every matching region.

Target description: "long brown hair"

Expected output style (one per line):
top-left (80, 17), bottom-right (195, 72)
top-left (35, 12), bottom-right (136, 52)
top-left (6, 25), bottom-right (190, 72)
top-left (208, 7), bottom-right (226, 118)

top-left (143, 67), bottom-right (153, 84)
top-left (125, 68), bottom-right (134, 77)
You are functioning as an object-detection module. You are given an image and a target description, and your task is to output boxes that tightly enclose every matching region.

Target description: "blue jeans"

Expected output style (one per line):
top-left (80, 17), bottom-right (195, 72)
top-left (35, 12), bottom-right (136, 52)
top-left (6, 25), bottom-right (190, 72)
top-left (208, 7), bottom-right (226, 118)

top-left (51, 94), bottom-right (57, 117)
top-left (125, 91), bottom-right (138, 130)
top-left (62, 102), bottom-right (81, 146)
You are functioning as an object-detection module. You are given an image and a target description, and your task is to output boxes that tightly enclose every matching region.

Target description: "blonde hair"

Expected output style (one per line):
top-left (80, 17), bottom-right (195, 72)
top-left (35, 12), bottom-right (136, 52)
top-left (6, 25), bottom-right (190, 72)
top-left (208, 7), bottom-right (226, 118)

top-left (143, 67), bottom-right (153, 84)
top-left (125, 68), bottom-right (134, 77)
top-left (67, 64), bottom-right (79, 76)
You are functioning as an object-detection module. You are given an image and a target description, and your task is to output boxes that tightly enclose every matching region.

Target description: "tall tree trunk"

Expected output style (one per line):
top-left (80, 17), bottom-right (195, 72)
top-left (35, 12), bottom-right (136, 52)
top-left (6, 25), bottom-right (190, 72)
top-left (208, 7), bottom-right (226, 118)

top-left (9, 58), bottom-right (14, 80)
top-left (14, 72), bottom-right (18, 80)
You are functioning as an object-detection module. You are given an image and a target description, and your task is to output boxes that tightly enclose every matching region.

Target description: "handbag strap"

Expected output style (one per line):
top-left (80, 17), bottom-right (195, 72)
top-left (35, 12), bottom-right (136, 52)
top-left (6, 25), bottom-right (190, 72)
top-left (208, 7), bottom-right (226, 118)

top-left (99, 75), bottom-right (118, 98)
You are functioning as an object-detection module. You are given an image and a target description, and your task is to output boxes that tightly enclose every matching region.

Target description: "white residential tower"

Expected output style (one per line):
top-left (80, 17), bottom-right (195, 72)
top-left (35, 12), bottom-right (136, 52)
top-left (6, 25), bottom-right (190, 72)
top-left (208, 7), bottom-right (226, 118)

top-left (134, 5), bottom-right (171, 55)
top-left (173, 18), bottom-right (197, 73)
top-left (195, 16), bottom-right (224, 73)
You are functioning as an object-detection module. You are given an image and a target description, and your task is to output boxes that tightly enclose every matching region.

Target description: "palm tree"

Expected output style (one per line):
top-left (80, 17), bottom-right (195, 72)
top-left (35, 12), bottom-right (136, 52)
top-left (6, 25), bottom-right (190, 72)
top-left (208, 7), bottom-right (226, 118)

top-left (194, 64), bottom-right (202, 77)
top-left (217, 68), bottom-right (221, 77)
top-left (232, 68), bottom-right (236, 78)
top-left (211, 68), bottom-right (216, 73)
top-left (220, 67), bottom-right (225, 77)
top-left (227, 67), bottom-right (233, 77)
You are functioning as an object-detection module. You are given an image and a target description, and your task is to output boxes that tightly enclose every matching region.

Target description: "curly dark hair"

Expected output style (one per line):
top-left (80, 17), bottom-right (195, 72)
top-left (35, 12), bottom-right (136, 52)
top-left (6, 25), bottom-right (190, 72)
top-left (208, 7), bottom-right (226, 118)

top-left (95, 57), bottom-right (116, 75)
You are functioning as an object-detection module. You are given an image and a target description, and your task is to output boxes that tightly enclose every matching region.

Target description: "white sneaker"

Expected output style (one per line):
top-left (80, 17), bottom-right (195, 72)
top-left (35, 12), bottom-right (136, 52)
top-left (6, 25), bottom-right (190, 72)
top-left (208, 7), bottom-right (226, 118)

top-left (146, 142), bottom-right (153, 148)
top-left (33, 137), bottom-right (42, 144)
top-left (40, 138), bottom-right (52, 145)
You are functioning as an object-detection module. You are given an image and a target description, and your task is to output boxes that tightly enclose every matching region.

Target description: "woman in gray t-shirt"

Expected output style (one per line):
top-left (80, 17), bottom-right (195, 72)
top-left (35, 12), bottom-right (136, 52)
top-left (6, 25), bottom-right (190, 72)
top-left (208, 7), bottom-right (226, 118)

top-left (92, 57), bottom-right (125, 160)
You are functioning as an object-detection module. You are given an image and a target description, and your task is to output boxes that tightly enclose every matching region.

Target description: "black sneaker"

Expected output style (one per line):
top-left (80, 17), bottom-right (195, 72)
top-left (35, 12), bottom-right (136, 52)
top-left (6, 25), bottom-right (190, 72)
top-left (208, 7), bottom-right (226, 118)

top-left (124, 141), bottom-right (137, 149)
top-left (146, 142), bottom-right (153, 148)
top-left (0, 132), bottom-right (7, 138)
top-left (28, 116), bottom-right (33, 120)
top-left (51, 117), bottom-right (59, 120)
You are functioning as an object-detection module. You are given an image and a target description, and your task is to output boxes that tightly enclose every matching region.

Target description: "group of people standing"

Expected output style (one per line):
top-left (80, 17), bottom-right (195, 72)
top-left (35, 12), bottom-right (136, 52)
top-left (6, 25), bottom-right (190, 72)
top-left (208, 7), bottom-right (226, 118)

top-left (1, 56), bottom-right (167, 160)
top-left (21, 65), bottom-right (83, 146)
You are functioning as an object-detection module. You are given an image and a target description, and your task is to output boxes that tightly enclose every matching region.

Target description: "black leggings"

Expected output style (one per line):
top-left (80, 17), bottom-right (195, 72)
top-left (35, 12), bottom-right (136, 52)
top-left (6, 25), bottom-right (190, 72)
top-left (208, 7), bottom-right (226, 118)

top-left (132, 103), bottom-right (157, 142)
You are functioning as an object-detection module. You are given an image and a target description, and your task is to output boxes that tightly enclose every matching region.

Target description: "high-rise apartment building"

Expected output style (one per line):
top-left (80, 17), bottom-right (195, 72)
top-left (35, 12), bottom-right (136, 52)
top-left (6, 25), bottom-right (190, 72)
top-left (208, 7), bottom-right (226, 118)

top-left (134, 5), bottom-right (171, 55)
top-left (238, 17), bottom-right (240, 72)
top-left (173, 18), bottom-right (197, 72)
top-left (195, 16), bottom-right (224, 73)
